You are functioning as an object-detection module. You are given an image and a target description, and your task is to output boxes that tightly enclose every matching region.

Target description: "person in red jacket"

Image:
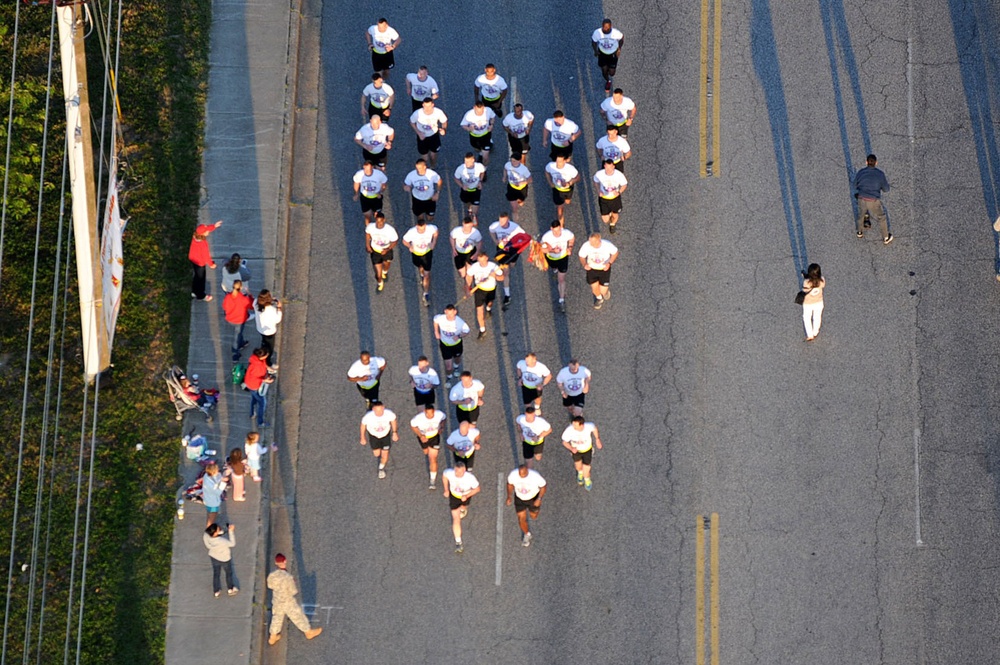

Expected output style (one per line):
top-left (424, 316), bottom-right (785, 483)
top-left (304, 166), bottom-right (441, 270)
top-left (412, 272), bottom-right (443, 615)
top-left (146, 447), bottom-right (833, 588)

top-left (245, 347), bottom-right (275, 428)
top-left (223, 280), bottom-right (254, 361)
top-left (189, 220), bottom-right (223, 301)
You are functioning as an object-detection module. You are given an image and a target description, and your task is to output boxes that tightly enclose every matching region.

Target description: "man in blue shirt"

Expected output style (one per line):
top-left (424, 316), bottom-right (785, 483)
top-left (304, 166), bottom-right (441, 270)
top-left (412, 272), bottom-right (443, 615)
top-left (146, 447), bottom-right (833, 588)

top-left (854, 154), bottom-right (892, 245)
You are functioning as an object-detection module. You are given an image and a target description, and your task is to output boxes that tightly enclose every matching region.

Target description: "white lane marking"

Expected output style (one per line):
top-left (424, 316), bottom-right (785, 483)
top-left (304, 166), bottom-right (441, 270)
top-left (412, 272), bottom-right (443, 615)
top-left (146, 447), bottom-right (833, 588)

top-left (914, 428), bottom-right (923, 546)
top-left (495, 472), bottom-right (504, 585)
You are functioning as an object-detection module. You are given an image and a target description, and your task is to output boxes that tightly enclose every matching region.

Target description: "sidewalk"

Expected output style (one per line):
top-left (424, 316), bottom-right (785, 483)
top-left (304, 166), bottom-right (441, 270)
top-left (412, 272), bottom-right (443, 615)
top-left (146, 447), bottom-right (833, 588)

top-left (164, 0), bottom-right (293, 663)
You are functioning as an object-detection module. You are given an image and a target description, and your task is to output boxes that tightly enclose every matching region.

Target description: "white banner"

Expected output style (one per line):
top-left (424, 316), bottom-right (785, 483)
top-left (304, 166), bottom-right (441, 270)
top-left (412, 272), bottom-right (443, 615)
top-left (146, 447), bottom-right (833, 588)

top-left (100, 156), bottom-right (125, 350)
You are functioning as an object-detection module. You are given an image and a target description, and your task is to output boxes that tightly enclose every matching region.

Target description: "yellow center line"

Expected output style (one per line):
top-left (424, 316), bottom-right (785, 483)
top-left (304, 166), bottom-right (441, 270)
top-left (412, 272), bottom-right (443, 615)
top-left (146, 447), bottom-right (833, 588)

top-left (695, 515), bottom-right (706, 665)
top-left (699, 0), bottom-right (709, 177)
top-left (710, 513), bottom-right (720, 664)
top-left (712, 1), bottom-right (722, 177)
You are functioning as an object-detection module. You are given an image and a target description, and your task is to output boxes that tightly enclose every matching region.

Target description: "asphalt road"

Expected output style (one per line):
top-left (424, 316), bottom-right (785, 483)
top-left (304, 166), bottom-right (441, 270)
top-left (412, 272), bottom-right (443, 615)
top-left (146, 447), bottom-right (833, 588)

top-left (281, 0), bottom-right (1000, 663)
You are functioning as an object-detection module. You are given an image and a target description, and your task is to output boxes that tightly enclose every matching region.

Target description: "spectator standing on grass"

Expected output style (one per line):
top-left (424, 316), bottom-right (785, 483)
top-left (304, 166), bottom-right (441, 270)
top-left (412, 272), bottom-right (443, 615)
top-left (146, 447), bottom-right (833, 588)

top-left (223, 280), bottom-right (253, 362)
top-left (204, 523), bottom-right (238, 597)
top-left (220, 252), bottom-right (251, 293)
top-left (253, 290), bottom-right (282, 366)
top-left (189, 219), bottom-right (222, 301)
top-left (267, 553), bottom-right (323, 645)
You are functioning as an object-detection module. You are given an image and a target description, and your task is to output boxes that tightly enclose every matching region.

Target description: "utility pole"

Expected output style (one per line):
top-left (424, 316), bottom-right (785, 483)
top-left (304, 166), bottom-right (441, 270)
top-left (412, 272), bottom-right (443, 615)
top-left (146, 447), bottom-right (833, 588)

top-left (58, 0), bottom-right (109, 380)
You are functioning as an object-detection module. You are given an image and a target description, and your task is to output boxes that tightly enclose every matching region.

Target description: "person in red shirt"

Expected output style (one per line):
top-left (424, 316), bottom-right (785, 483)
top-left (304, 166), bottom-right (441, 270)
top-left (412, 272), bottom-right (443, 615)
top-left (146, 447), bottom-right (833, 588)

top-left (245, 347), bottom-right (275, 428)
top-left (223, 280), bottom-right (254, 361)
top-left (189, 220), bottom-right (223, 301)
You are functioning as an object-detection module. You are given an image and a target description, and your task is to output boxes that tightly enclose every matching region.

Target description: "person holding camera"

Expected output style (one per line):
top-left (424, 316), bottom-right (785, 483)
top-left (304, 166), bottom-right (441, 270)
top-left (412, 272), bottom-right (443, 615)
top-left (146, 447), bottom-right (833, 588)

top-left (203, 523), bottom-right (237, 597)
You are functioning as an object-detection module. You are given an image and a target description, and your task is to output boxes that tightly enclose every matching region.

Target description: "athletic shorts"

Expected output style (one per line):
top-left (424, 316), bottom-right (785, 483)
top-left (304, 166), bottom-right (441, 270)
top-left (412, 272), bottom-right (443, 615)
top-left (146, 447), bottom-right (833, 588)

top-left (452, 450), bottom-right (475, 469)
top-left (439, 340), bottom-right (463, 360)
top-left (413, 387), bottom-right (435, 407)
top-left (369, 432), bottom-right (391, 450)
top-left (474, 288), bottom-right (496, 308)
top-left (360, 195), bottom-right (383, 213)
top-left (586, 268), bottom-right (611, 285)
top-left (448, 494), bottom-right (471, 511)
top-left (416, 132), bottom-right (442, 155)
top-left (453, 251), bottom-right (476, 271)
top-left (507, 134), bottom-right (530, 154)
top-left (506, 185), bottom-right (528, 202)
top-left (563, 393), bottom-right (585, 407)
top-left (367, 103), bottom-right (390, 120)
top-left (419, 433), bottom-right (440, 450)
top-left (411, 251), bottom-right (433, 271)
top-left (599, 196), bottom-right (622, 216)
top-left (514, 493), bottom-right (540, 513)
top-left (470, 133), bottom-right (493, 152)
top-left (546, 256), bottom-right (569, 273)
top-left (597, 52), bottom-right (619, 72)
top-left (608, 122), bottom-right (628, 137)
top-left (412, 197), bottom-right (437, 218)
top-left (460, 189), bottom-right (481, 206)
top-left (371, 49), bottom-right (395, 72)
top-left (362, 148), bottom-right (387, 169)
top-left (357, 383), bottom-right (380, 401)
top-left (370, 248), bottom-right (393, 265)
top-left (613, 160), bottom-right (625, 173)
top-left (551, 187), bottom-right (573, 205)
top-left (455, 406), bottom-right (479, 424)
top-left (521, 385), bottom-right (541, 405)
top-left (411, 98), bottom-right (424, 113)
top-left (572, 449), bottom-right (593, 465)
top-left (483, 99), bottom-right (503, 116)
top-left (549, 143), bottom-right (573, 161)
top-left (522, 441), bottom-right (544, 460)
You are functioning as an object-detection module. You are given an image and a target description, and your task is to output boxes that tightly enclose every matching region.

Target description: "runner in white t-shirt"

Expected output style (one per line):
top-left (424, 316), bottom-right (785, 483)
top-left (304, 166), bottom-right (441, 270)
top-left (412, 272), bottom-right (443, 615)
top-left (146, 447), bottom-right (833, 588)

top-left (364, 213), bottom-right (399, 292)
top-left (366, 18), bottom-right (401, 80)
top-left (460, 102), bottom-right (497, 167)
top-left (502, 104), bottom-right (535, 165)
top-left (516, 353), bottom-right (552, 412)
top-left (540, 220), bottom-right (576, 310)
top-left (578, 232), bottom-right (619, 309)
top-left (595, 126), bottom-right (632, 173)
top-left (442, 462), bottom-right (480, 554)
top-left (407, 355), bottom-right (441, 407)
top-left (354, 115), bottom-right (394, 170)
top-left (561, 416), bottom-right (603, 490)
top-left (448, 371), bottom-right (485, 425)
top-left (449, 217), bottom-right (482, 280)
top-left (556, 358), bottom-right (592, 418)
top-left (433, 304), bottom-right (471, 378)
top-left (352, 161), bottom-right (388, 224)
top-left (473, 64), bottom-right (508, 116)
top-left (361, 73), bottom-right (395, 121)
top-left (347, 351), bottom-right (387, 407)
top-left (542, 111), bottom-right (582, 162)
top-left (592, 18), bottom-right (624, 93)
top-left (359, 400), bottom-right (399, 479)
top-left (402, 220), bottom-right (438, 305)
top-left (465, 253), bottom-right (504, 338)
top-left (405, 66), bottom-right (439, 113)
top-left (502, 153), bottom-right (532, 222)
top-left (445, 420), bottom-right (481, 469)
top-left (600, 88), bottom-right (637, 136)
top-left (403, 159), bottom-right (442, 223)
top-left (410, 404), bottom-right (447, 489)
top-left (409, 98), bottom-right (448, 167)
top-left (454, 153), bottom-right (487, 223)
top-left (515, 406), bottom-right (553, 466)
top-left (593, 159), bottom-right (629, 232)
top-left (506, 464), bottom-right (547, 546)
top-left (488, 212), bottom-right (525, 308)
top-left (544, 155), bottom-right (581, 224)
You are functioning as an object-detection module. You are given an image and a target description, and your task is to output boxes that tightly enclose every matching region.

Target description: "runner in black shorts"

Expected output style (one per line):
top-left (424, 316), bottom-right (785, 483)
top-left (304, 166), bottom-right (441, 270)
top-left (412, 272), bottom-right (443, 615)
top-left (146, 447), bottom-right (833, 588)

top-left (446, 421), bottom-right (480, 468)
top-left (366, 18), bottom-right (400, 80)
top-left (506, 464), bottom-right (547, 547)
top-left (598, 195), bottom-right (622, 217)
top-left (586, 267), bottom-right (611, 286)
top-left (416, 132), bottom-right (442, 158)
top-left (412, 196), bottom-right (436, 220)
top-left (359, 400), bottom-right (399, 480)
top-left (443, 461), bottom-right (481, 553)
top-left (516, 406), bottom-right (552, 466)
top-left (410, 404), bottom-right (446, 489)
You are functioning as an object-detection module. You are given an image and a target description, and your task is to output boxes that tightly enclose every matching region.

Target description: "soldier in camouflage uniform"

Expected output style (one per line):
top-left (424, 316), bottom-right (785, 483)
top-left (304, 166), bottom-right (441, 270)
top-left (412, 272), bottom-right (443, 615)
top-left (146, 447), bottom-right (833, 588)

top-left (267, 553), bottom-right (323, 645)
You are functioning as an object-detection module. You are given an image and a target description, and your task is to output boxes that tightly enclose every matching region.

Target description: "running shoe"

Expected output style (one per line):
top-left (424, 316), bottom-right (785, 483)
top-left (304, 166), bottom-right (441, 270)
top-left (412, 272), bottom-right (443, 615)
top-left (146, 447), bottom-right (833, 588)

top-left (376, 280), bottom-right (384, 292)
top-left (502, 295), bottom-right (511, 311)
top-left (378, 468), bottom-right (386, 479)
top-left (455, 541), bottom-right (464, 554)
top-left (584, 477), bottom-right (593, 491)
top-left (603, 288), bottom-right (611, 302)
top-left (856, 231), bottom-right (864, 238)
top-left (609, 222), bottom-right (617, 234)
top-left (593, 296), bottom-right (603, 310)
top-left (423, 292), bottom-right (430, 307)
top-left (576, 471), bottom-right (584, 485)
top-left (477, 330), bottom-right (486, 340)
top-left (558, 299), bottom-right (566, 313)
top-left (522, 532), bottom-right (532, 547)
top-left (883, 234), bottom-right (894, 245)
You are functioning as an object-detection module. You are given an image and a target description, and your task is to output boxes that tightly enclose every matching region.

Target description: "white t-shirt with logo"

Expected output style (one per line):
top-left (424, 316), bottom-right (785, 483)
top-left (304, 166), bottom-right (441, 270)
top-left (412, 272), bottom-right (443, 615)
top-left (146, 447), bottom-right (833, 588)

top-left (557, 365), bottom-right (592, 396)
top-left (450, 226), bottom-right (482, 254)
top-left (410, 108), bottom-right (448, 138)
top-left (363, 82), bottom-right (395, 109)
top-left (355, 123), bottom-right (394, 153)
top-left (502, 110), bottom-right (534, 137)
top-left (461, 108), bottom-right (496, 137)
top-left (402, 224), bottom-right (438, 256)
top-left (489, 220), bottom-right (525, 247)
top-left (466, 261), bottom-right (502, 292)
top-left (368, 24), bottom-right (399, 54)
top-left (601, 95), bottom-right (636, 126)
top-left (540, 228), bottom-right (575, 260)
top-left (454, 162), bottom-right (487, 191)
top-left (443, 468), bottom-right (480, 498)
top-left (408, 365), bottom-right (440, 393)
top-left (578, 240), bottom-right (618, 270)
top-left (507, 468), bottom-right (547, 499)
top-left (516, 415), bottom-right (552, 444)
top-left (404, 169), bottom-right (441, 201)
top-left (561, 422), bottom-right (598, 452)
top-left (504, 162), bottom-right (531, 189)
top-left (516, 360), bottom-right (551, 388)
top-left (353, 169), bottom-right (388, 198)
top-left (596, 135), bottom-right (631, 163)
top-left (592, 27), bottom-right (624, 54)
top-left (446, 428), bottom-right (480, 458)
top-left (362, 409), bottom-right (396, 437)
top-left (474, 74), bottom-right (508, 101)
top-left (406, 73), bottom-right (439, 101)
top-left (593, 169), bottom-right (629, 198)
top-left (434, 314), bottom-right (470, 346)
top-left (410, 409), bottom-right (447, 438)
top-left (365, 223), bottom-right (398, 253)
top-left (545, 161), bottom-right (580, 191)
top-left (544, 118), bottom-right (580, 147)
top-left (449, 380), bottom-right (485, 411)
top-left (348, 356), bottom-right (386, 389)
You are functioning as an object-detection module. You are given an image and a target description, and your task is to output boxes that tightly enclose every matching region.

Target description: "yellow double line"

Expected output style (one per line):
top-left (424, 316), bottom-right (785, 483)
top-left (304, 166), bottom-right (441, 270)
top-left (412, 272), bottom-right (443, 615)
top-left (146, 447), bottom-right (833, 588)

top-left (699, 0), bottom-right (722, 177)
top-left (695, 513), bottom-right (720, 665)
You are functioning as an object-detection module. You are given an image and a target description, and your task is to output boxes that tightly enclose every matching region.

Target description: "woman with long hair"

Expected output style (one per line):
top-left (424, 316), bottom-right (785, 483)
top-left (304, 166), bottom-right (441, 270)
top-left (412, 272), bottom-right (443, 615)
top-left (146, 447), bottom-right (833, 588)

top-left (221, 252), bottom-right (251, 294)
top-left (801, 263), bottom-right (825, 341)
top-left (253, 289), bottom-right (283, 366)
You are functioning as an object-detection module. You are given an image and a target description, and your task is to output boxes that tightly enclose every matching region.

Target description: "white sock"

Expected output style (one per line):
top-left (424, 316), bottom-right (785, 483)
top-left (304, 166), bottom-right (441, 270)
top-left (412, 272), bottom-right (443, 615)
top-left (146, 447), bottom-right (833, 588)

top-left (504, 286), bottom-right (510, 296)
top-left (430, 472), bottom-right (437, 482)
top-left (378, 463), bottom-right (385, 470)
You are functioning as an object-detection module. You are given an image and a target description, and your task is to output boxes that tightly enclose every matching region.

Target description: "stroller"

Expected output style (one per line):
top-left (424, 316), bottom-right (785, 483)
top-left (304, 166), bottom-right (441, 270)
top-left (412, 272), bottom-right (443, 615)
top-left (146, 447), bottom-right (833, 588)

top-left (165, 365), bottom-right (217, 422)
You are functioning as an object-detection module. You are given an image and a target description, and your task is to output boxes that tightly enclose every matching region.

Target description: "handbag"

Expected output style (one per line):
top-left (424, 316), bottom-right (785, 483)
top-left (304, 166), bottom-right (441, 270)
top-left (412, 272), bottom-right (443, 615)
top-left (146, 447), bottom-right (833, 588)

top-left (794, 291), bottom-right (806, 305)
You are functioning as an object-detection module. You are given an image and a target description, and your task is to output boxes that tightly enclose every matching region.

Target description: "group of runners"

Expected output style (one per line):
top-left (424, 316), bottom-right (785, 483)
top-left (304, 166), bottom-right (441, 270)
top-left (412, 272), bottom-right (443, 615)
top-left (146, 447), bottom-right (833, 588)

top-left (354, 17), bottom-right (624, 552)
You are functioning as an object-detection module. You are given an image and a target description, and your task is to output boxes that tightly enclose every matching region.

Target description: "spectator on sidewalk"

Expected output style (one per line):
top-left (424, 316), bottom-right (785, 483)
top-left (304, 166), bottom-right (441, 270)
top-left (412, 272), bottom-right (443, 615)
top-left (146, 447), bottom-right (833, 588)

top-left (245, 431), bottom-right (268, 482)
top-left (225, 448), bottom-right (247, 501)
top-left (253, 290), bottom-right (283, 366)
top-left (267, 553), bottom-right (323, 645)
top-left (188, 220), bottom-right (222, 301)
top-left (223, 280), bottom-right (254, 362)
top-left (203, 523), bottom-right (238, 597)
top-left (201, 462), bottom-right (227, 527)
top-left (245, 348), bottom-right (275, 429)
top-left (220, 252), bottom-right (251, 293)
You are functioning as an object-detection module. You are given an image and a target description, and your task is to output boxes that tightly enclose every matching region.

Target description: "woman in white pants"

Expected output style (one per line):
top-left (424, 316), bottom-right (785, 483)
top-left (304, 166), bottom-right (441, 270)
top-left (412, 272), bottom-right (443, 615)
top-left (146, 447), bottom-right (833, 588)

top-left (801, 263), bottom-right (825, 341)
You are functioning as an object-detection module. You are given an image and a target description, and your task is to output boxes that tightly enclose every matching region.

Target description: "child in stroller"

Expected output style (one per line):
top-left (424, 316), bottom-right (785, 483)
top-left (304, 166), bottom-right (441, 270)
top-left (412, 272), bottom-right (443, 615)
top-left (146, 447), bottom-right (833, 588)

top-left (165, 365), bottom-right (219, 421)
